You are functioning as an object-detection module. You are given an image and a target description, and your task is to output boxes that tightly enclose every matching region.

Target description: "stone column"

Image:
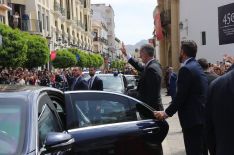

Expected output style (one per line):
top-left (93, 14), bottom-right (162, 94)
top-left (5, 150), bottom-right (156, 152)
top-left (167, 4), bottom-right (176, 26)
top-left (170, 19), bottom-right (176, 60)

top-left (159, 40), bottom-right (166, 67)
top-left (171, 0), bottom-right (180, 71)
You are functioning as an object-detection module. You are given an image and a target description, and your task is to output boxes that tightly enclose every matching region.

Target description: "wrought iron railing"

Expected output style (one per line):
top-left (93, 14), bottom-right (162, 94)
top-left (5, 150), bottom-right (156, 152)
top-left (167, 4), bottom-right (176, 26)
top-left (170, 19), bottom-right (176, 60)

top-left (9, 18), bottom-right (42, 33)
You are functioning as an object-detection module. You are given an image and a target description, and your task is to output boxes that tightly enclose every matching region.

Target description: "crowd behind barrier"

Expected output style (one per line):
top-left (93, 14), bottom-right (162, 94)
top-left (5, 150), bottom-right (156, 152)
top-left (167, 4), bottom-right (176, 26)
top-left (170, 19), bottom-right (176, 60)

top-left (0, 55), bottom-right (233, 92)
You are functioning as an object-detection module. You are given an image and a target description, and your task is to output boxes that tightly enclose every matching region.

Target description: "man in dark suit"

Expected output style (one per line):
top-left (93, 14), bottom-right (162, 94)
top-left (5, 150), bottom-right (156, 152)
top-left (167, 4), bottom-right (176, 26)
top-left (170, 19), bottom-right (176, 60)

top-left (198, 58), bottom-right (219, 85)
top-left (88, 67), bottom-right (103, 91)
top-left (67, 67), bottom-right (88, 90)
top-left (154, 41), bottom-right (208, 155)
top-left (121, 44), bottom-right (163, 111)
top-left (206, 58), bottom-right (234, 155)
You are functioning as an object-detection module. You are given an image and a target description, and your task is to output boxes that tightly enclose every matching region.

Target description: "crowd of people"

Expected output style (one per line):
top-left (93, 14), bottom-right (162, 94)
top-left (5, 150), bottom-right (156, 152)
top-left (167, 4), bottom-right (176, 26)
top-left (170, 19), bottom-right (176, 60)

top-left (0, 65), bottom-right (106, 93)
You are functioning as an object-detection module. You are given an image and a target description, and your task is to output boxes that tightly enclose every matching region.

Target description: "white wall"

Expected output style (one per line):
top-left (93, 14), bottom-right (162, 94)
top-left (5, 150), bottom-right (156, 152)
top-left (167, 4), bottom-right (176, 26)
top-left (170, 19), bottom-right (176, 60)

top-left (180, 0), bottom-right (234, 63)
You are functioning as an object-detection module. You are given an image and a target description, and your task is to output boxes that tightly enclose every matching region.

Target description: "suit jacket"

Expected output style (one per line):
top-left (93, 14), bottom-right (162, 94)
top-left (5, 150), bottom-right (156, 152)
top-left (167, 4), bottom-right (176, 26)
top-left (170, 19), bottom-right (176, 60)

top-left (206, 67), bottom-right (234, 155)
top-left (88, 76), bottom-right (103, 91)
top-left (204, 71), bottom-right (218, 85)
top-left (67, 75), bottom-right (88, 90)
top-left (128, 58), bottom-right (163, 111)
top-left (165, 58), bottom-right (208, 129)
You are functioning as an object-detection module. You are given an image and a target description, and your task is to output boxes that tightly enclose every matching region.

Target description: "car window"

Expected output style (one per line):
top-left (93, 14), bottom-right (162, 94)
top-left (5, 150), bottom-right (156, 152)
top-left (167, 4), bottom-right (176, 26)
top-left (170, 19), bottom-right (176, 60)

top-left (129, 99), bottom-right (155, 120)
top-left (0, 100), bottom-right (26, 155)
top-left (38, 95), bottom-right (62, 147)
top-left (97, 75), bottom-right (123, 92)
top-left (69, 93), bottom-right (135, 128)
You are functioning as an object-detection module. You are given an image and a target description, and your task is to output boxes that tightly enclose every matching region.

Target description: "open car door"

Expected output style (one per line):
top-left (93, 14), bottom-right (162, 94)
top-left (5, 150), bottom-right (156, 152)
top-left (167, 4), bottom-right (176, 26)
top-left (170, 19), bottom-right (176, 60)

top-left (65, 91), bottom-right (169, 155)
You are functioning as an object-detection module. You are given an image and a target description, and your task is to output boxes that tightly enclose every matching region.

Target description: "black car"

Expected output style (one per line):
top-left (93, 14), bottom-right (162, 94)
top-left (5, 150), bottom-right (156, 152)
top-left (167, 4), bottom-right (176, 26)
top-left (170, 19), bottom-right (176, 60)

top-left (0, 85), bottom-right (168, 155)
top-left (96, 73), bottom-right (137, 95)
top-left (124, 75), bottom-right (139, 88)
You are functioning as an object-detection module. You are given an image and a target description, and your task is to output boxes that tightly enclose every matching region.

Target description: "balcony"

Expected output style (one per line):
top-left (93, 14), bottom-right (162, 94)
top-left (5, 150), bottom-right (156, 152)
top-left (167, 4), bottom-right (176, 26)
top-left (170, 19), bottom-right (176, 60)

top-left (53, 1), bottom-right (66, 17)
top-left (75, 20), bottom-right (85, 30)
top-left (0, 3), bottom-right (11, 11)
top-left (93, 37), bottom-right (108, 45)
top-left (9, 19), bottom-right (42, 34)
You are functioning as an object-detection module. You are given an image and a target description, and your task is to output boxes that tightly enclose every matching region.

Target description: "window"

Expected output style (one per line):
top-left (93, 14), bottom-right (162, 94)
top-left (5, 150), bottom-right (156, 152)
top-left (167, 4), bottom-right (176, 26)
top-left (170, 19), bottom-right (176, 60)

top-left (42, 13), bottom-right (45, 30)
top-left (129, 100), bottom-right (155, 120)
top-left (46, 15), bottom-right (49, 31)
top-left (0, 16), bottom-right (5, 24)
top-left (38, 95), bottom-right (62, 147)
top-left (0, 100), bottom-right (26, 154)
top-left (38, 104), bottom-right (61, 147)
top-left (201, 31), bottom-right (206, 45)
top-left (69, 93), bottom-right (134, 128)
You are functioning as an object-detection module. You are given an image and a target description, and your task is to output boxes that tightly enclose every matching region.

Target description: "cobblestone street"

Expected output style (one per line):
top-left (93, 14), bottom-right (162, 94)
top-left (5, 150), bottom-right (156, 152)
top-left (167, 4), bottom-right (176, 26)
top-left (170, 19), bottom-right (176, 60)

top-left (161, 90), bottom-right (186, 155)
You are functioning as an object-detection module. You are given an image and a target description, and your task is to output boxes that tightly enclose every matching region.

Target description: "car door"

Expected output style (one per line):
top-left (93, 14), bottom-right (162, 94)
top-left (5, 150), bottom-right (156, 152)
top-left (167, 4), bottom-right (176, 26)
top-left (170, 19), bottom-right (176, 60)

top-left (65, 92), bottom-right (168, 155)
top-left (37, 93), bottom-right (67, 154)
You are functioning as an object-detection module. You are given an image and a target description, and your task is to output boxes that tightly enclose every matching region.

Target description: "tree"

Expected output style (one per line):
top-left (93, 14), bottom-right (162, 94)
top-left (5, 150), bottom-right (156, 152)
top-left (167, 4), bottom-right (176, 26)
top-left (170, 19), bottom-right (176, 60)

top-left (23, 33), bottom-right (50, 68)
top-left (0, 24), bottom-right (27, 68)
top-left (68, 48), bottom-right (88, 68)
top-left (95, 54), bottom-right (104, 67)
top-left (68, 48), bottom-right (104, 68)
top-left (52, 49), bottom-right (77, 68)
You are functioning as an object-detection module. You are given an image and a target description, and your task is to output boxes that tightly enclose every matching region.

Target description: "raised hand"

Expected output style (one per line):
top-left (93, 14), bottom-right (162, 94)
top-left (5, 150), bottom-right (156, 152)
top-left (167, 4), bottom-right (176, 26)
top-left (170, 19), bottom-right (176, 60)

top-left (120, 42), bottom-right (127, 56)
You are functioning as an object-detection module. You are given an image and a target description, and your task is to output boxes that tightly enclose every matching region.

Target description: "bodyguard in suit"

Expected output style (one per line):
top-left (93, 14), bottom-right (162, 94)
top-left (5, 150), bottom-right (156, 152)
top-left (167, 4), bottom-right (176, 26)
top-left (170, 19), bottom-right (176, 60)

top-left (121, 44), bottom-right (163, 111)
top-left (154, 41), bottom-right (208, 155)
top-left (67, 67), bottom-right (88, 91)
top-left (206, 59), bottom-right (234, 155)
top-left (88, 67), bottom-right (103, 91)
top-left (198, 58), bottom-right (219, 85)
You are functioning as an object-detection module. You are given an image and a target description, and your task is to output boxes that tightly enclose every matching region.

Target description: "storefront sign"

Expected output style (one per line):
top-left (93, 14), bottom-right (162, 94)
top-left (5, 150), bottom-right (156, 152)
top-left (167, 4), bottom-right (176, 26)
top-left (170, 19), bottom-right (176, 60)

top-left (218, 3), bottom-right (234, 45)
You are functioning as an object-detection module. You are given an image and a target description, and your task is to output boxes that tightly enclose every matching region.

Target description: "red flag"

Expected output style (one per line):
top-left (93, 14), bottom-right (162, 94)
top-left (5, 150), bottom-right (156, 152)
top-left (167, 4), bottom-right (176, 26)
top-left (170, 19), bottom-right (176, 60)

top-left (154, 8), bottom-right (164, 40)
top-left (50, 50), bottom-right (56, 61)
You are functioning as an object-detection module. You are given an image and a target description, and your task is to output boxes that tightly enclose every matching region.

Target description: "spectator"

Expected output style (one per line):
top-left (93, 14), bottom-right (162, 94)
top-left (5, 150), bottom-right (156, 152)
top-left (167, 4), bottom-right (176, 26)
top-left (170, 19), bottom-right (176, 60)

top-left (168, 67), bottom-right (177, 103)
top-left (198, 58), bottom-right (219, 85)
top-left (88, 67), bottom-right (103, 91)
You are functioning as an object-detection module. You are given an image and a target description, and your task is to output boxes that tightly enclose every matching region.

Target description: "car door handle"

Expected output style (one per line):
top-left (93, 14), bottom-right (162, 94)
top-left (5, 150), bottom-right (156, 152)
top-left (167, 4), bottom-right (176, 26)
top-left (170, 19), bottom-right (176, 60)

top-left (142, 127), bottom-right (159, 133)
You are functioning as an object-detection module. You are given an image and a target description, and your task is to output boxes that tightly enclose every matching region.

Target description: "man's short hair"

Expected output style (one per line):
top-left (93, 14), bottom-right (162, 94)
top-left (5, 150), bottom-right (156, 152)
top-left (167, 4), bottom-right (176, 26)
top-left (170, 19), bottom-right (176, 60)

top-left (181, 40), bottom-right (197, 58)
top-left (140, 44), bottom-right (155, 57)
top-left (73, 67), bottom-right (82, 71)
top-left (89, 66), bottom-right (96, 70)
top-left (197, 58), bottom-right (209, 70)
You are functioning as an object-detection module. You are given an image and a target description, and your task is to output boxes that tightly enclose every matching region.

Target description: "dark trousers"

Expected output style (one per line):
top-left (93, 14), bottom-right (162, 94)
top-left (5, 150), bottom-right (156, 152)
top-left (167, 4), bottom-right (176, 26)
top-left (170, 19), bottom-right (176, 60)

top-left (182, 125), bottom-right (204, 155)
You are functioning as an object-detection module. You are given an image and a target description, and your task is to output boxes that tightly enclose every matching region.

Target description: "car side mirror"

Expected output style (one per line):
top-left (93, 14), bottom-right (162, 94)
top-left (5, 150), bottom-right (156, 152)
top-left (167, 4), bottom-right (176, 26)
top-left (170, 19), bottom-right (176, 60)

top-left (127, 84), bottom-right (134, 90)
top-left (40, 132), bottom-right (74, 155)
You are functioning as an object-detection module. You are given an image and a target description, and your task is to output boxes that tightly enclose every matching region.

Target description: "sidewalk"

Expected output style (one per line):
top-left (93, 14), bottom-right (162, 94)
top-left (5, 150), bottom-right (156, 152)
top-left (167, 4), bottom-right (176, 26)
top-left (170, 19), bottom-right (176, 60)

top-left (161, 91), bottom-right (186, 155)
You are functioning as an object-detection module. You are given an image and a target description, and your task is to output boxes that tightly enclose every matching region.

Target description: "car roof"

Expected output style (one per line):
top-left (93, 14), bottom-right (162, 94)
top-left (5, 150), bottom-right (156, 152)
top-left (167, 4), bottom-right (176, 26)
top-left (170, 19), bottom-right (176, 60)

top-left (0, 85), bottom-right (62, 98)
top-left (0, 85), bottom-right (42, 92)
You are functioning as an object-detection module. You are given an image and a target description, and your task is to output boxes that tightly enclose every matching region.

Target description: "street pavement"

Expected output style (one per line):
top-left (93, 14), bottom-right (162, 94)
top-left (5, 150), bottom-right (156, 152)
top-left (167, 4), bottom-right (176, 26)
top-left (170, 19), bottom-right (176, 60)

top-left (161, 90), bottom-right (186, 155)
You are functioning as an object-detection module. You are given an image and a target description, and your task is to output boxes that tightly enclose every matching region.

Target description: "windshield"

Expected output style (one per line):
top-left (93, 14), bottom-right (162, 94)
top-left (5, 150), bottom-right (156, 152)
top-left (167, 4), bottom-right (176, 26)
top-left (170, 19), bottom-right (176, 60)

top-left (0, 99), bottom-right (26, 155)
top-left (97, 75), bottom-right (123, 92)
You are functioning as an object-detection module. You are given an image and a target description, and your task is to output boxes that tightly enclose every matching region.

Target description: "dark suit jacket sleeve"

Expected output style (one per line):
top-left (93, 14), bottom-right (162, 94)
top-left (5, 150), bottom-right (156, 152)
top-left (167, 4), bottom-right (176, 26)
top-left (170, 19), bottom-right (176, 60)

top-left (98, 79), bottom-right (103, 91)
top-left (77, 79), bottom-right (88, 90)
top-left (165, 67), bottom-right (192, 116)
top-left (128, 57), bottom-right (144, 72)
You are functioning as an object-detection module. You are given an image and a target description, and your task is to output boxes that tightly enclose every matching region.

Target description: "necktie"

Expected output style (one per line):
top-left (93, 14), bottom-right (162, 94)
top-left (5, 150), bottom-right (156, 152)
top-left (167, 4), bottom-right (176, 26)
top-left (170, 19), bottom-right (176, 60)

top-left (71, 77), bottom-right (78, 90)
top-left (89, 77), bottom-right (93, 89)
